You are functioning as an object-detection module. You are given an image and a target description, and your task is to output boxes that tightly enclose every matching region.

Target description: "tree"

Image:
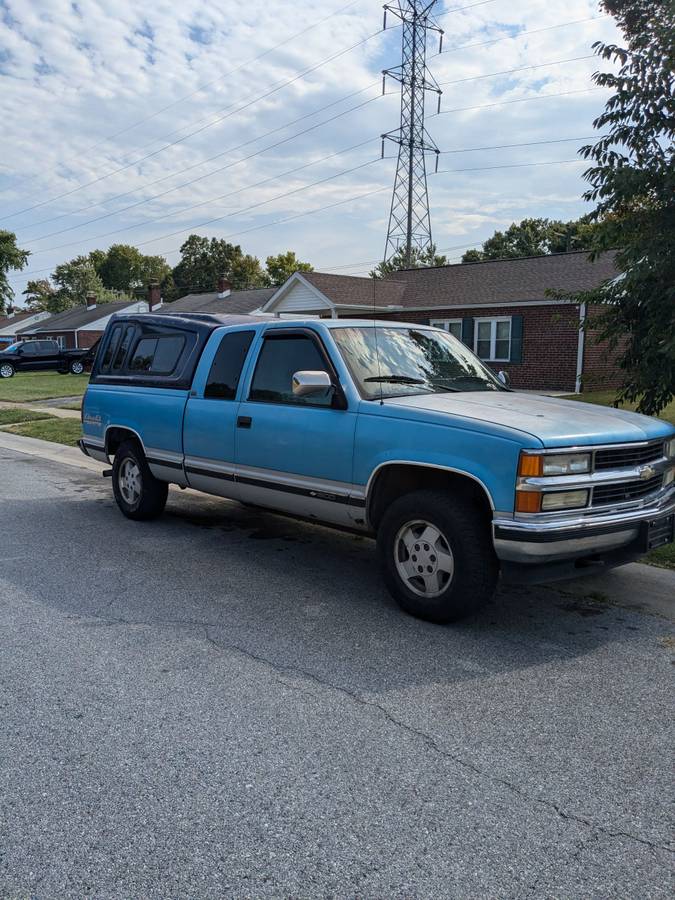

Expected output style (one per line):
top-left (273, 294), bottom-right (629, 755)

top-left (461, 217), bottom-right (597, 263)
top-left (265, 251), bottom-right (313, 286)
top-left (171, 235), bottom-right (267, 296)
top-left (371, 244), bottom-right (447, 279)
top-left (568, 0), bottom-right (674, 415)
top-left (51, 257), bottom-right (125, 309)
top-left (93, 244), bottom-right (171, 292)
top-left (0, 231), bottom-right (30, 314)
top-left (22, 279), bottom-right (58, 312)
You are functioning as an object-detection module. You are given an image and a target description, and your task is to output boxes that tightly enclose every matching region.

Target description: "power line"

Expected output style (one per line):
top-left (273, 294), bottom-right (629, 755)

top-left (7, 0), bottom-right (364, 200)
top-left (26, 137), bottom-right (378, 250)
top-left (23, 93), bottom-right (385, 243)
top-left (17, 52), bottom-right (601, 238)
top-left (2, 23), bottom-right (394, 222)
top-left (431, 87), bottom-right (604, 117)
top-left (437, 55), bottom-right (596, 87)
top-left (26, 157), bottom-right (385, 257)
top-left (434, 14), bottom-right (609, 56)
top-left (13, 155), bottom-right (590, 273)
top-left (439, 135), bottom-right (596, 154)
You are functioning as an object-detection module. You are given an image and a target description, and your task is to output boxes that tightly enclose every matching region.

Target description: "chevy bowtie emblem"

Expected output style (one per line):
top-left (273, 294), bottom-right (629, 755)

top-left (638, 465), bottom-right (656, 480)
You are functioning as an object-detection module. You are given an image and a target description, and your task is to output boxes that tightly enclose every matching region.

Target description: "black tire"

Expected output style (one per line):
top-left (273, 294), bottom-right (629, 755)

top-left (112, 439), bottom-right (168, 521)
top-left (69, 360), bottom-right (85, 375)
top-left (377, 489), bottom-right (498, 624)
top-left (0, 362), bottom-right (15, 378)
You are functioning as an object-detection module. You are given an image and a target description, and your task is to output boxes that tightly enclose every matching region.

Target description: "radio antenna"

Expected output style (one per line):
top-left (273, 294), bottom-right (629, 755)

top-left (372, 274), bottom-right (384, 405)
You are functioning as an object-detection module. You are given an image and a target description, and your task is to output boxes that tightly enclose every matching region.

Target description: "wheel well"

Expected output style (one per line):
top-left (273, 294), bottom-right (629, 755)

top-left (367, 464), bottom-right (493, 530)
top-left (105, 427), bottom-right (143, 459)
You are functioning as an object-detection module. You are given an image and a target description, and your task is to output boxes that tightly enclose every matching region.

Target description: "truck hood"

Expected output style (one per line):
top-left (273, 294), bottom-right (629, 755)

top-left (385, 391), bottom-right (673, 448)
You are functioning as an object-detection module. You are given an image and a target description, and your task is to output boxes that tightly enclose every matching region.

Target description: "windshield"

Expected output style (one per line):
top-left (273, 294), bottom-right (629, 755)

top-left (332, 326), bottom-right (506, 400)
top-left (1, 342), bottom-right (21, 353)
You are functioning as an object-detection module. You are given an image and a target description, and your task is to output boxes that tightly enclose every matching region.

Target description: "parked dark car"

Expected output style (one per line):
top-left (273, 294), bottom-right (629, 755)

top-left (0, 339), bottom-right (97, 378)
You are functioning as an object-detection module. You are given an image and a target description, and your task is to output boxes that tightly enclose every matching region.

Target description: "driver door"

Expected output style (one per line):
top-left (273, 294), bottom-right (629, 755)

top-left (235, 328), bottom-right (358, 527)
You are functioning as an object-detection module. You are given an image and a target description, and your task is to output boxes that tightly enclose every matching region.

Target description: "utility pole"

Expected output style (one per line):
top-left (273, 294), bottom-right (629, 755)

top-left (381, 1), bottom-right (443, 267)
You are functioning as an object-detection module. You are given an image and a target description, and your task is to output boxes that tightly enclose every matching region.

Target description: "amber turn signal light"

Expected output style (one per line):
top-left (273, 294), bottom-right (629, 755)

top-left (518, 453), bottom-right (543, 477)
top-left (515, 491), bottom-right (542, 513)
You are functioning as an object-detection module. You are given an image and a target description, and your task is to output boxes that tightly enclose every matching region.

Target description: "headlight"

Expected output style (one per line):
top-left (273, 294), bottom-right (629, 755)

top-left (519, 452), bottom-right (591, 477)
top-left (541, 489), bottom-right (590, 511)
top-left (666, 437), bottom-right (675, 459)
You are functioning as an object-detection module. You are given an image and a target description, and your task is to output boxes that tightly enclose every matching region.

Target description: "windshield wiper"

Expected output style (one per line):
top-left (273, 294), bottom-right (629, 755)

top-left (364, 375), bottom-right (425, 384)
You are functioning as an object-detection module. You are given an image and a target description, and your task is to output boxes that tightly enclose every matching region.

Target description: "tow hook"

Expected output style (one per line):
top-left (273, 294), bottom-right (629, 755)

top-left (102, 469), bottom-right (113, 478)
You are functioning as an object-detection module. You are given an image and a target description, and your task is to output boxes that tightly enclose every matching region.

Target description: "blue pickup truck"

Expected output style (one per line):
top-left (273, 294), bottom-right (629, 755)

top-left (80, 313), bottom-right (675, 623)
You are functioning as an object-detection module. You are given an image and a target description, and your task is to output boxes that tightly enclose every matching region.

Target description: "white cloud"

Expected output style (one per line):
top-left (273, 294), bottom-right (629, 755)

top-left (0, 0), bottom-right (622, 295)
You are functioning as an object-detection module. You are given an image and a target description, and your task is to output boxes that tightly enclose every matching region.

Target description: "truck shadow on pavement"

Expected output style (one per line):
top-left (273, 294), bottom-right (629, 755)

top-left (4, 481), bottom-right (660, 698)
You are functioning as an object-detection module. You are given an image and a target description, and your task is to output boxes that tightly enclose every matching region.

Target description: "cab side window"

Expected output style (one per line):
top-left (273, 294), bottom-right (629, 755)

top-left (205, 331), bottom-right (254, 400)
top-left (249, 334), bottom-right (333, 407)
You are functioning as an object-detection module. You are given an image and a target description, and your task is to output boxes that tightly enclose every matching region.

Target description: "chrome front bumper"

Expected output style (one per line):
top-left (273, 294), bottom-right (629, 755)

top-left (493, 488), bottom-right (675, 565)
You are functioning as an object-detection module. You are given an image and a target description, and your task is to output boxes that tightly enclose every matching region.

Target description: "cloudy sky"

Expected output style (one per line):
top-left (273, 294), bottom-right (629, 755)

top-left (0, 0), bottom-right (621, 299)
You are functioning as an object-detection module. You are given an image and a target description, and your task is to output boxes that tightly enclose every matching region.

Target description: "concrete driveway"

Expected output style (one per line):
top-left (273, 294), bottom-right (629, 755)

top-left (0, 446), bottom-right (673, 898)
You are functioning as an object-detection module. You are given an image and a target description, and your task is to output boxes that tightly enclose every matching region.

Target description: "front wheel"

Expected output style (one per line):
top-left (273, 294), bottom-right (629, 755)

top-left (0, 362), bottom-right (15, 378)
top-left (112, 440), bottom-right (168, 521)
top-left (377, 489), bottom-right (498, 623)
top-left (69, 360), bottom-right (85, 375)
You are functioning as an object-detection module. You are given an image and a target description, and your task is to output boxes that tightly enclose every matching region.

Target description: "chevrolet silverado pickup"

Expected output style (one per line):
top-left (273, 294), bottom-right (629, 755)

top-left (79, 313), bottom-right (675, 623)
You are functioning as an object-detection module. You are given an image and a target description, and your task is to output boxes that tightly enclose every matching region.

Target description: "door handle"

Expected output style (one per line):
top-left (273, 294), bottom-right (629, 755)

top-left (237, 416), bottom-right (252, 429)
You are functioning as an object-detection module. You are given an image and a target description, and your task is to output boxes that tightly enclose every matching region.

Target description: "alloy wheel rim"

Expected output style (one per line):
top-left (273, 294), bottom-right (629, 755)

top-left (72, 363), bottom-right (84, 374)
top-left (119, 458), bottom-right (141, 505)
top-left (394, 519), bottom-right (454, 598)
top-left (0, 364), bottom-right (13, 378)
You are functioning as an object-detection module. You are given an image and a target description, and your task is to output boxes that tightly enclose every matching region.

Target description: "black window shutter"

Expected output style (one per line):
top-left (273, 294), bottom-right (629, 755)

top-left (510, 315), bottom-right (524, 363)
top-left (461, 317), bottom-right (474, 348)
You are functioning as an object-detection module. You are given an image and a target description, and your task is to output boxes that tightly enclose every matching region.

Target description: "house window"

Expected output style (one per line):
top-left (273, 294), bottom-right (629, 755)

top-left (474, 318), bottom-right (512, 362)
top-left (430, 319), bottom-right (462, 341)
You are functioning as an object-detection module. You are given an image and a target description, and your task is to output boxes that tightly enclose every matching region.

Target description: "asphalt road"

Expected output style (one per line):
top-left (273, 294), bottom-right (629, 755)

top-left (0, 448), bottom-right (673, 899)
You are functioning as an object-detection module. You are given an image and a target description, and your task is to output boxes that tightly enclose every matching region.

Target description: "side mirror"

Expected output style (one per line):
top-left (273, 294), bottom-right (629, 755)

top-left (292, 370), bottom-right (332, 397)
top-left (497, 370), bottom-right (511, 387)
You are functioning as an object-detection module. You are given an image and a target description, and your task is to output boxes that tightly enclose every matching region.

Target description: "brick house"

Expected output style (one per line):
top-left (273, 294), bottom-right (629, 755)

top-left (16, 291), bottom-right (155, 349)
top-left (259, 251), bottom-right (621, 393)
top-left (0, 308), bottom-right (51, 347)
top-left (156, 275), bottom-right (276, 318)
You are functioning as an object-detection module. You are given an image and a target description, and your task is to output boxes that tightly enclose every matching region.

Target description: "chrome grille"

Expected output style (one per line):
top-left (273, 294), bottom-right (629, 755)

top-left (592, 473), bottom-right (663, 507)
top-left (594, 442), bottom-right (664, 471)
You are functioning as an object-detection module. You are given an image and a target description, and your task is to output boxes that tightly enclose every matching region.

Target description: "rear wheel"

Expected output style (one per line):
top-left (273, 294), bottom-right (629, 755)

top-left (0, 362), bottom-right (15, 378)
top-left (112, 440), bottom-right (168, 521)
top-left (69, 360), bottom-right (85, 375)
top-left (377, 489), bottom-right (498, 623)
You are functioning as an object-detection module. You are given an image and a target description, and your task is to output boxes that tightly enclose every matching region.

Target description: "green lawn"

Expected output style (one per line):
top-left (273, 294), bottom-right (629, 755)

top-left (0, 371), bottom-right (89, 403)
top-left (0, 408), bottom-right (53, 425)
top-left (2, 417), bottom-right (83, 447)
top-left (645, 542), bottom-right (675, 571)
top-left (562, 390), bottom-right (675, 426)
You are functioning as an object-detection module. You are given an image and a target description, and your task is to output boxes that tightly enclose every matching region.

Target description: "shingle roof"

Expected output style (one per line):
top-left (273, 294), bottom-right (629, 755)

top-left (0, 310), bottom-right (39, 332)
top-left (17, 300), bottom-right (140, 333)
top-left (302, 272), bottom-right (407, 307)
top-left (302, 251), bottom-right (618, 310)
top-left (387, 250), bottom-right (618, 308)
top-left (156, 287), bottom-right (276, 316)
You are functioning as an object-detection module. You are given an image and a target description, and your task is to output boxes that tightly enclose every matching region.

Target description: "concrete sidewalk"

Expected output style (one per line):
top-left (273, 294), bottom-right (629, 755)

top-left (0, 400), bottom-right (81, 419)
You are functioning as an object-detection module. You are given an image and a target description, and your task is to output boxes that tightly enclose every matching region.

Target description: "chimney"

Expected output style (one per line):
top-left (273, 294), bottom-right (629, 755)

top-left (217, 274), bottom-right (231, 299)
top-left (6, 305), bottom-right (14, 319)
top-left (148, 282), bottom-right (161, 312)
top-left (85, 292), bottom-right (97, 310)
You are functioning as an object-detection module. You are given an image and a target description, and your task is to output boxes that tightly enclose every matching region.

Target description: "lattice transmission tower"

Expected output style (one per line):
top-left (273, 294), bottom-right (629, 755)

top-left (381, 1), bottom-right (443, 266)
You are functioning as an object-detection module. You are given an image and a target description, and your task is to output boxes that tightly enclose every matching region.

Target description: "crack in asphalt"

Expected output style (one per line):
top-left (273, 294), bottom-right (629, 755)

top-left (70, 608), bottom-right (673, 856)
